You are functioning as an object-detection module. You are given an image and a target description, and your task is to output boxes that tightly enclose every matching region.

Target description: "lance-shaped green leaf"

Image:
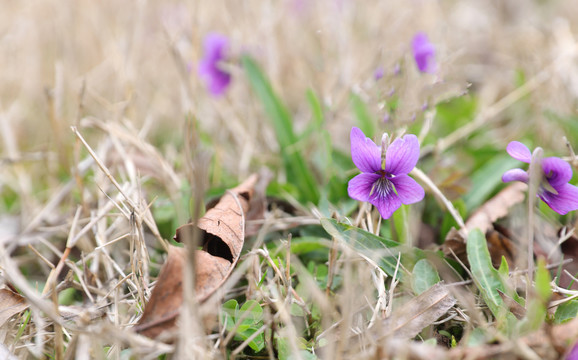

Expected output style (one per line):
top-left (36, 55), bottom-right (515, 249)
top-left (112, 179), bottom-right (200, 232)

top-left (242, 56), bottom-right (319, 204)
top-left (466, 229), bottom-right (509, 318)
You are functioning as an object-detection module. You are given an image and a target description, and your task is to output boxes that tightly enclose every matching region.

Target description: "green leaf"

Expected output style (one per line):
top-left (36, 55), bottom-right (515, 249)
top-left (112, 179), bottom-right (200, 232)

top-left (225, 300), bottom-right (265, 352)
top-left (391, 204), bottom-right (409, 244)
top-left (239, 300), bottom-right (263, 325)
top-left (497, 256), bottom-right (509, 278)
top-left (350, 93), bottom-right (376, 138)
top-left (287, 237), bottom-right (330, 255)
top-left (242, 56), bottom-right (319, 204)
top-left (466, 229), bottom-right (506, 317)
top-left (440, 199), bottom-right (466, 237)
top-left (463, 155), bottom-right (520, 212)
top-left (554, 300), bottom-right (578, 324)
top-left (517, 299), bottom-right (546, 334)
top-left (535, 259), bottom-right (552, 303)
top-left (412, 259), bottom-right (441, 295)
top-left (221, 299), bottom-right (239, 331)
top-left (514, 260), bottom-right (551, 334)
top-left (465, 328), bottom-right (487, 346)
top-left (276, 336), bottom-right (314, 360)
top-left (306, 89), bottom-right (324, 128)
top-left (320, 218), bottom-right (401, 277)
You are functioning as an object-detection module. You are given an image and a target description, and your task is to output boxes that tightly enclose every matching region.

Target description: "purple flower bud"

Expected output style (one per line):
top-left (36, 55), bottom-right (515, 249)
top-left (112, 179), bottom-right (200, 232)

top-left (412, 32), bottom-right (437, 74)
top-left (198, 33), bottom-right (232, 96)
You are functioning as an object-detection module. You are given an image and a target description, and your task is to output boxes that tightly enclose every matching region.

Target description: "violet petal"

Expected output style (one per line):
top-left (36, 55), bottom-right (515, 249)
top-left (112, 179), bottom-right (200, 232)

top-left (391, 174), bottom-right (425, 204)
top-left (539, 183), bottom-right (578, 215)
top-left (369, 187), bottom-right (402, 219)
top-left (542, 157), bottom-right (573, 188)
top-left (385, 134), bottom-right (420, 175)
top-left (502, 168), bottom-right (529, 183)
top-left (348, 173), bottom-right (380, 202)
top-left (350, 127), bottom-right (382, 173)
top-left (506, 141), bottom-right (531, 163)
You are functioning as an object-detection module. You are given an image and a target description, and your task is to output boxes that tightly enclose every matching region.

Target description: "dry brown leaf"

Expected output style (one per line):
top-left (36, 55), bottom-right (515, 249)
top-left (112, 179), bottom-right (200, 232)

top-left (381, 282), bottom-right (456, 339)
top-left (465, 182), bottom-right (527, 235)
top-left (135, 175), bottom-right (258, 339)
top-left (443, 183), bottom-right (526, 267)
top-left (444, 182), bottom-right (527, 246)
top-left (0, 287), bottom-right (29, 328)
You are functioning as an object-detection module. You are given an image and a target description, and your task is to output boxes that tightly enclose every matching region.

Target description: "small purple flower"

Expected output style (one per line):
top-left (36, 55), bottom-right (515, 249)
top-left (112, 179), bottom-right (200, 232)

top-left (412, 32), bottom-right (436, 74)
top-left (502, 141), bottom-right (578, 215)
top-left (348, 127), bottom-right (425, 219)
top-left (198, 33), bottom-right (231, 96)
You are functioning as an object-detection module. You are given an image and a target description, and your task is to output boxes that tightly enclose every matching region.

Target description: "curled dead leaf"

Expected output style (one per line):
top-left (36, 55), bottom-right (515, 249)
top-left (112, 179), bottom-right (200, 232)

top-left (135, 175), bottom-right (259, 339)
top-left (0, 287), bottom-right (29, 328)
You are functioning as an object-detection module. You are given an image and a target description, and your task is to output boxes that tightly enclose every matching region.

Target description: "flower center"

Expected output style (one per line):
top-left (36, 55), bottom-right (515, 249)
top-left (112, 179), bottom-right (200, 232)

top-left (370, 173), bottom-right (395, 199)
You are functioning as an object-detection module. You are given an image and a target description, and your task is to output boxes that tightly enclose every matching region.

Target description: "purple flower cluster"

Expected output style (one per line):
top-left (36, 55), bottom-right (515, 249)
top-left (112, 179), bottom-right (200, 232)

top-left (348, 127), bottom-right (425, 219)
top-left (198, 33), bottom-right (231, 96)
top-left (502, 141), bottom-right (578, 214)
top-left (412, 32), bottom-right (436, 74)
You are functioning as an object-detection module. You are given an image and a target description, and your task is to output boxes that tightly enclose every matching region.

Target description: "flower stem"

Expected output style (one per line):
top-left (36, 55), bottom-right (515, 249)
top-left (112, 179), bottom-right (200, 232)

top-left (527, 147), bottom-right (543, 289)
top-left (410, 167), bottom-right (466, 233)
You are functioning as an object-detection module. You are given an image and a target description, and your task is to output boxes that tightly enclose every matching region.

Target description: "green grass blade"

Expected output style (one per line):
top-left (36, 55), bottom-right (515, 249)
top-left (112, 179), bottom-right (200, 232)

top-left (350, 93), bottom-right (376, 138)
top-left (242, 56), bottom-right (319, 204)
top-left (463, 155), bottom-right (519, 212)
top-left (306, 89), bottom-right (324, 128)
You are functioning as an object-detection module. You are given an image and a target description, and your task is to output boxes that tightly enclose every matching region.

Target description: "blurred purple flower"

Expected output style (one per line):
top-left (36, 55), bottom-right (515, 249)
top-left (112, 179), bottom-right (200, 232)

top-left (502, 141), bottom-right (578, 215)
top-left (374, 67), bottom-right (384, 81)
top-left (412, 32), bottom-right (436, 74)
top-left (198, 33), bottom-right (231, 96)
top-left (348, 127), bottom-right (425, 219)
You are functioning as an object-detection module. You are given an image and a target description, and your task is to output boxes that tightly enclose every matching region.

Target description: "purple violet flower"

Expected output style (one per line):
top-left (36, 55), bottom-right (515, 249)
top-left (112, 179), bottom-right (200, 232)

top-left (198, 33), bottom-right (231, 96)
top-left (348, 127), bottom-right (425, 219)
top-left (412, 32), bottom-right (436, 74)
top-left (502, 141), bottom-right (578, 215)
